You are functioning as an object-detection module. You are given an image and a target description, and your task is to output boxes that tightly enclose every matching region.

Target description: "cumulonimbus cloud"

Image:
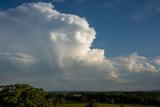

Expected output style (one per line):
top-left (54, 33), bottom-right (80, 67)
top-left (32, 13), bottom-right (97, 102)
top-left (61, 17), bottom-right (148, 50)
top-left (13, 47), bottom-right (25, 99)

top-left (0, 2), bottom-right (160, 90)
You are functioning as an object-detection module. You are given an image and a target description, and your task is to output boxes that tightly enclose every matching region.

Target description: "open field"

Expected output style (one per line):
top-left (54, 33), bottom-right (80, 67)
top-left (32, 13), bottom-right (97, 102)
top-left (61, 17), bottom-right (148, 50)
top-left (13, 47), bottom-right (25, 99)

top-left (57, 104), bottom-right (159, 107)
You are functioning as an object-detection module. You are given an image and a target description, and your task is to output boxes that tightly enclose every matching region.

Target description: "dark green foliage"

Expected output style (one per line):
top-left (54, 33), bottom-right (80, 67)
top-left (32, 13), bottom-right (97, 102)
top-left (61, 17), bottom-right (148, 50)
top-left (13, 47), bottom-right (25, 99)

top-left (85, 100), bottom-right (98, 107)
top-left (110, 99), bottom-right (114, 104)
top-left (48, 91), bottom-right (160, 106)
top-left (59, 97), bottom-right (65, 104)
top-left (0, 84), bottom-right (60, 107)
top-left (80, 95), bottom-right (88, 102)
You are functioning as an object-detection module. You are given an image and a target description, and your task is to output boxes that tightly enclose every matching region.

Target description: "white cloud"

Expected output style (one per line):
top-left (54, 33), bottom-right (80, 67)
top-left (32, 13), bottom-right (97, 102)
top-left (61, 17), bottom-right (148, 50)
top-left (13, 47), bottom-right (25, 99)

top-left (155, 58), bottom-right (160, 64)
top-left (0, 2), bottom-right (160, 90)
top-left (151, 56), bottom-right (160, 69)
top-left (111, 53), bottom-right (158, 73)
top-left (0, 2), bottom-right (116, 80)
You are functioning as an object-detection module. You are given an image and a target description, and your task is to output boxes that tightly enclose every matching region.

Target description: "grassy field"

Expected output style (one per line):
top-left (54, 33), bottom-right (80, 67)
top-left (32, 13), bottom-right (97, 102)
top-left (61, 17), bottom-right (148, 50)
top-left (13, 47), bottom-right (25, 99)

top-left (56, 104), bottom-right (159, 107)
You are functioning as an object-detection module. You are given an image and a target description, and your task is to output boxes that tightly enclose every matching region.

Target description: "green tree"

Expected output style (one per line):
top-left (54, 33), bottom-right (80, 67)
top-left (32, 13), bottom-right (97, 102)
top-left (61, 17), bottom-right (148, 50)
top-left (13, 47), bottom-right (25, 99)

top-left (0, 84), bottom-right (49, 107)
top-left (80, 95), bottom-right (88, 102)
top-left (85, 100), bottom-right (98, 107)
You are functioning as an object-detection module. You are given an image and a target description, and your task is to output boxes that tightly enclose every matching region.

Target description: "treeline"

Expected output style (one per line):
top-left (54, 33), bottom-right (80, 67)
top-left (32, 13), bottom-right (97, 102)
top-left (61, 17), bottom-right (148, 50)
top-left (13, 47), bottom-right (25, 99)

top-left (0, 84), bottom-right (160, 107)
top-left (49, 91), bottom-right (160, 106)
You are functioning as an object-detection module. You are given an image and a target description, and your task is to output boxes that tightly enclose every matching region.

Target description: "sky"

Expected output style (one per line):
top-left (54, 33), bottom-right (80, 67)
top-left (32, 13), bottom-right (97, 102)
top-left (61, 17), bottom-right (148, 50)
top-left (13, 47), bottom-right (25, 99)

top-left (0, 0), bottom-right (160, 91)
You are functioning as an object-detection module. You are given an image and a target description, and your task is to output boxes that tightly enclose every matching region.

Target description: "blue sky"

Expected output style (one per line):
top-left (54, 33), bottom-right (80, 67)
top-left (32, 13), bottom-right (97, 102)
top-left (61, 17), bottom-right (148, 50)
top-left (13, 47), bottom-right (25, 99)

top-left (0, 0), bottom-right (160, 91)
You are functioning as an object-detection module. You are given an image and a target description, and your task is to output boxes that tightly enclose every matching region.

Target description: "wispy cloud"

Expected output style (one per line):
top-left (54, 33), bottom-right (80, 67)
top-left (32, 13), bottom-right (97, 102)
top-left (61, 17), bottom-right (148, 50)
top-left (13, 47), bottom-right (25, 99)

top-left (102, 0), bottom-right (126, 8)
top-left (130, 11), bottom-right (151, 22)
top-left (130, 0), bottom-right (160, 22)
top-left (78, 0), bottom-right (83, 2)
top-left (53, 0), bottom-right (66, 2)
top-left (0, 52), bottom-right (34, 65)
top-left (158, 7), bottom-right (160, 12)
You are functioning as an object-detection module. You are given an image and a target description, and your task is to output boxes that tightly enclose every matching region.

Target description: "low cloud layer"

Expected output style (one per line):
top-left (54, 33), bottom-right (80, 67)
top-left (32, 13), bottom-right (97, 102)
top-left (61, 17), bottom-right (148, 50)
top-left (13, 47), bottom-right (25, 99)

top-left (0, 2), bottom-right (160, 90)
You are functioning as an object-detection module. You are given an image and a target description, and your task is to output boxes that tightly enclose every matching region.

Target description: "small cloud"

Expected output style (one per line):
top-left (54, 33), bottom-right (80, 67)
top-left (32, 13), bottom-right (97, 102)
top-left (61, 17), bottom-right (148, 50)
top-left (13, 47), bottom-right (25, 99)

top-left (103, 0), bottom-right (126, 8)
top-left (130, 11), bottom-right (151, 22)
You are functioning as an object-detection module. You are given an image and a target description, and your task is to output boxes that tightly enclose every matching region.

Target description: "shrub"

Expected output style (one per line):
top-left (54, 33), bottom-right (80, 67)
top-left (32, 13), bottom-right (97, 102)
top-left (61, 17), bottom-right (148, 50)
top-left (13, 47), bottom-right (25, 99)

top-left (85, 100), bottom-right (98, 107)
